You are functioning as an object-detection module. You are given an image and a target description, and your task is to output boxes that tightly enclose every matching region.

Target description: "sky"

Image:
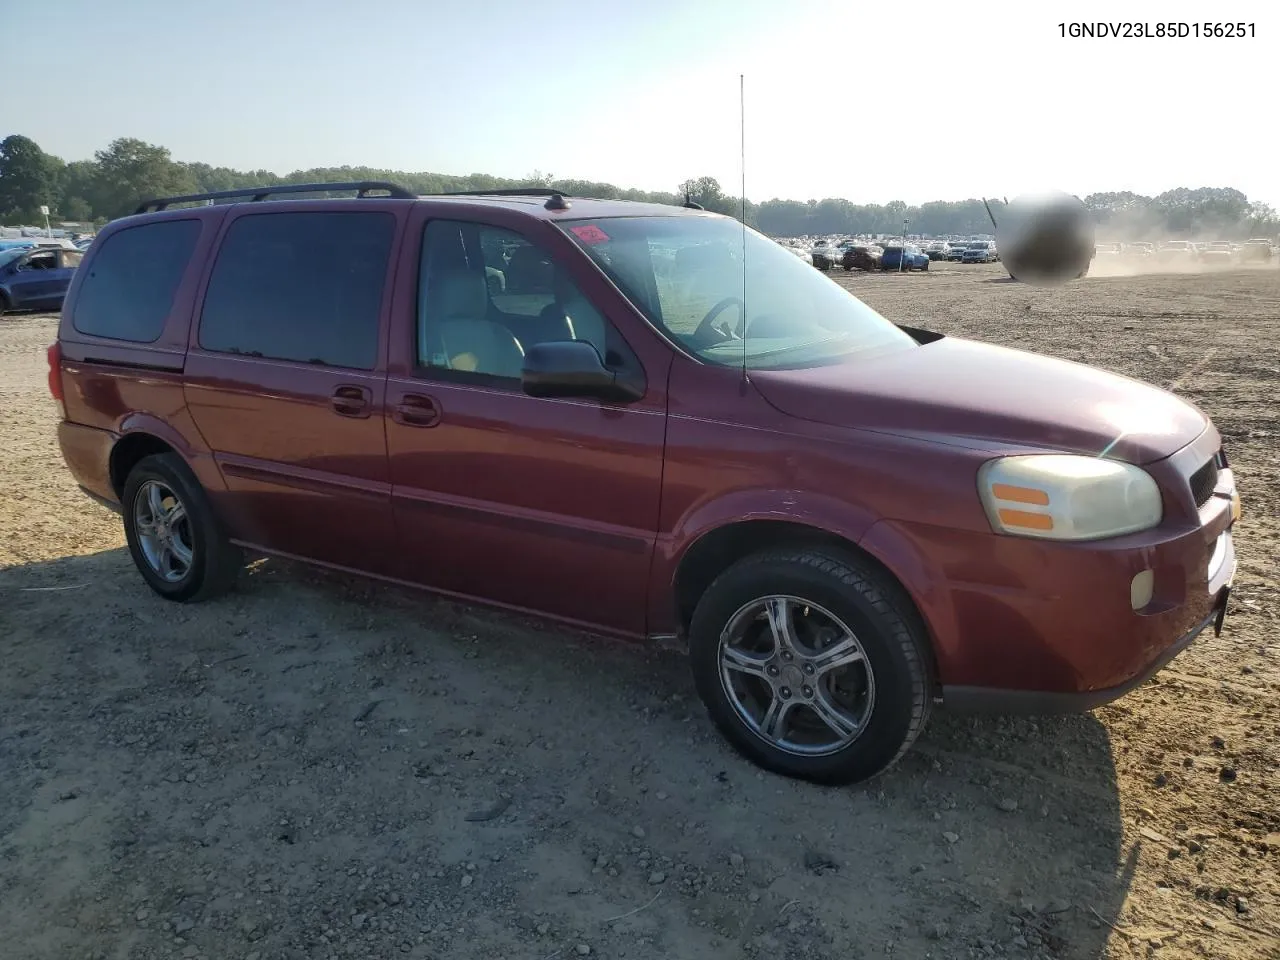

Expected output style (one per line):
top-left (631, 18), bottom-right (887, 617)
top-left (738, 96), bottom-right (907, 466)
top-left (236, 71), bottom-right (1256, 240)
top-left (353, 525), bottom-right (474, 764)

top-left (5, 0), bottom-right (1277, 208)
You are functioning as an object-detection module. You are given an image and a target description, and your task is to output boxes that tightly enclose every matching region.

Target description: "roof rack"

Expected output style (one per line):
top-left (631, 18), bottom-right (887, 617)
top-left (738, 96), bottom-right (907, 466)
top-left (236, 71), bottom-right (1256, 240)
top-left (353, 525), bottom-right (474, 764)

top-left (134, 180), bottom-right (417, 214)
top-left (432, 187), bottom-right (575, 211)
top-left (433, 188), bottom-right (570, 198)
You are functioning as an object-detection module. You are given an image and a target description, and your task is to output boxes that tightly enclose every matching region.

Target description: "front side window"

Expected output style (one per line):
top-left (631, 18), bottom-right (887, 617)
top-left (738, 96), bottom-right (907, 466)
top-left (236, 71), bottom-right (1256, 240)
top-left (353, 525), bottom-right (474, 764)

top-left (417, 221), bottom-right (621, 381)
top-left (72, 219), bottom-right (201, 342)
top-left (22, 251), bottom-right (58, 271)
top-left (199, 211), bottom-right (394, 369)
top-left (559, 216), bottom-right (916, 370)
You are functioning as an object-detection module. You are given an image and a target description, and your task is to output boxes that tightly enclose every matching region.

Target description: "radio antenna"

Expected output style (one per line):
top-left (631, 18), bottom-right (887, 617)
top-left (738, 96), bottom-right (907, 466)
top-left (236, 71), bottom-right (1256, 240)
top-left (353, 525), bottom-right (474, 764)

top-left (739, 73), bottom-right (748, 384)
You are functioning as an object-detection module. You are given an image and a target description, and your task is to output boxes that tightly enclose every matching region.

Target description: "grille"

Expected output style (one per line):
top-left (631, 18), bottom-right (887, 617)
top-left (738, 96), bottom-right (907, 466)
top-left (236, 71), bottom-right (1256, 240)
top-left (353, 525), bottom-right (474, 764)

top-left (1189, 457), bottom-right (1219, 508)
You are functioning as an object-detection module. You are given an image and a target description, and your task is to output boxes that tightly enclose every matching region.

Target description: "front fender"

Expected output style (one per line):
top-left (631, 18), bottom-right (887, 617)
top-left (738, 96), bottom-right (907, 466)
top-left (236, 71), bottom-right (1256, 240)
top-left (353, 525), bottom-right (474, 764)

top-left (858, 518), bottom-right (958, 678)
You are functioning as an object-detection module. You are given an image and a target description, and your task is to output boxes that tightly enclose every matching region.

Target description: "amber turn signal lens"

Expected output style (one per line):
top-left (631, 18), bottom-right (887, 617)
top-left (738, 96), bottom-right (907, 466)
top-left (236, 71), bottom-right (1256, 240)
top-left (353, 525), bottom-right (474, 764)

top-left (1231, 491), bottom-right (1242, 522)
top-left (996, 508), bottom-right (1054, 531)
top-left (991, 483), bottom-right (1051, 506)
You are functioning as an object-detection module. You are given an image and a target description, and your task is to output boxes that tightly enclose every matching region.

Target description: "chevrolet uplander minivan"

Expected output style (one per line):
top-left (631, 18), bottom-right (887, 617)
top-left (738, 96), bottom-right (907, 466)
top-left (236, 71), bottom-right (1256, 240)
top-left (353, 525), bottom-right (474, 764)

top-left (50, 181), bottom-right (1239, 784)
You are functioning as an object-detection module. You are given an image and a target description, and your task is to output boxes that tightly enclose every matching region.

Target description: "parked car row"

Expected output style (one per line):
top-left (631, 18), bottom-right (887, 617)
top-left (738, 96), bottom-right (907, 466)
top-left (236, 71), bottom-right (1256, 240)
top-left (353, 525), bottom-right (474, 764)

top-left (778, 237), bottom-right (996, 274)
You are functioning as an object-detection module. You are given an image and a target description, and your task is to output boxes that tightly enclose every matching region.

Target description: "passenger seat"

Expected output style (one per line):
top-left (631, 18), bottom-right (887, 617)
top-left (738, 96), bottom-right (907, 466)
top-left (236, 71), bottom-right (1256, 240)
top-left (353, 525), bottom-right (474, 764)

top-left (428, 270), bottom-right (525, 377)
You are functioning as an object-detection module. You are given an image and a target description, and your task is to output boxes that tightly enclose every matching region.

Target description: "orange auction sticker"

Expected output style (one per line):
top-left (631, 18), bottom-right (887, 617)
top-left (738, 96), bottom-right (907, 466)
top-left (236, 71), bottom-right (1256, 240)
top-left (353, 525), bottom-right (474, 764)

top-left (569, 224), bottom-right (610, 244)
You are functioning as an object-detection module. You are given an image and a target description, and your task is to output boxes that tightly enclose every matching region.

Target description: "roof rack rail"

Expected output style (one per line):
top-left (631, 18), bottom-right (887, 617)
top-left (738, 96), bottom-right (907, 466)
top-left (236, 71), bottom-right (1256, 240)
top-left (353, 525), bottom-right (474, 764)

top-left (134, 180), bottom-right (417, 214)
top-left (433, 188), bottom-right (571, 198)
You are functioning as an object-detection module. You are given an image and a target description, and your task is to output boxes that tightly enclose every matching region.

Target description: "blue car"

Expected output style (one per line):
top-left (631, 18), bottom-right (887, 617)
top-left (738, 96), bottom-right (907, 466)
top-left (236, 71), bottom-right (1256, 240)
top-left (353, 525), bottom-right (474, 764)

top-left (0, 246), bottom-right (83, 315)
top-left (879, 244), bottom-right (930, 271)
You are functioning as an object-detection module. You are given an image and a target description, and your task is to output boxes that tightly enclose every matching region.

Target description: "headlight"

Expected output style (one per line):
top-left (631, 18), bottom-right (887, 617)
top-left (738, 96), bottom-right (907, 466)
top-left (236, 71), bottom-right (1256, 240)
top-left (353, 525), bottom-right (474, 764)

top-left (977, 454), bottom-right (1162, 541)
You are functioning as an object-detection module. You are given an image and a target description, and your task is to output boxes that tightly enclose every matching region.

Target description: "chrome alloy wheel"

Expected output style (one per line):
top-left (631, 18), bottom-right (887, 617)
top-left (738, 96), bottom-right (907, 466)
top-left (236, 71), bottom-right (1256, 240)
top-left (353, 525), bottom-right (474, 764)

top-left (717, 595), bottom-right (875, 756)
top-left (133, 479), bottom-right (194, 583)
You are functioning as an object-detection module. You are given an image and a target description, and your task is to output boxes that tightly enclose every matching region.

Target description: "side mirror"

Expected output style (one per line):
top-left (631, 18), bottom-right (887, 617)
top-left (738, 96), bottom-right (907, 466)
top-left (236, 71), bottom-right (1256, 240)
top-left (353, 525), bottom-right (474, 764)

top-left (521, 340), bottom-right (643, 403)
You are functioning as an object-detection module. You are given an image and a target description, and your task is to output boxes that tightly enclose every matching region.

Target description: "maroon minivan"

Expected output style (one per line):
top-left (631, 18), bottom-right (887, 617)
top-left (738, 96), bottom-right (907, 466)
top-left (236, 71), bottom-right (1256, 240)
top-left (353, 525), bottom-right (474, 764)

top-left (50, 182), bottom-right (1239, 784)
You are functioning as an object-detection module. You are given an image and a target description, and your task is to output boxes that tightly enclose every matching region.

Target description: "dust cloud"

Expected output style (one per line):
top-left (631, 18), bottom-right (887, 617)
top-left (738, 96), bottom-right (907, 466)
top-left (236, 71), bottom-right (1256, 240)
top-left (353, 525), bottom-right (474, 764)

top-left (1087, 254), bottom-right (1278, 279)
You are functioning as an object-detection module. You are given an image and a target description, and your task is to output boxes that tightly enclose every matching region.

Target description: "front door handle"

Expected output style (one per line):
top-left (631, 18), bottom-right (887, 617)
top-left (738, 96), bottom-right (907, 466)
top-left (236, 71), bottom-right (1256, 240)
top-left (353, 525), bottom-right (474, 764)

top-left (393, 393), bottom-right (441, 428)
top-left (331, 385), bottom-right (372, 418)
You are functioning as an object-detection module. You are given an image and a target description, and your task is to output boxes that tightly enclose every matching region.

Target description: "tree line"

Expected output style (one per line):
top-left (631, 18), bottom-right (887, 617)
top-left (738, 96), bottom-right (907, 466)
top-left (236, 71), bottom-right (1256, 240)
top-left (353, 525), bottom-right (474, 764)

top-left (2, 133), bottom-right (1276, 241)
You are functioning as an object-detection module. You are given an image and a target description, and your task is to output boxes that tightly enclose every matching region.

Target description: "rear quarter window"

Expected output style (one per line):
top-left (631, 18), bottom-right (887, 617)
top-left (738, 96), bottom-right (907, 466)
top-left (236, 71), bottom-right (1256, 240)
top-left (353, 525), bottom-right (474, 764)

top-left (72, 219), bottom-right (201, 342)
top-left (197, 210), bottom-right (394, 370)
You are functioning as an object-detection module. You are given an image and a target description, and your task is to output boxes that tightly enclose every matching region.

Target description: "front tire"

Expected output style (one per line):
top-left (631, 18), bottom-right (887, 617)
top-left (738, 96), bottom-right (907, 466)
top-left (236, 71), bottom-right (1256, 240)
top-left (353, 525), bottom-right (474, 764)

top-left (689, 548), bottom-right (932, 785)
top-left (122, 453), bottom-right (242, 602)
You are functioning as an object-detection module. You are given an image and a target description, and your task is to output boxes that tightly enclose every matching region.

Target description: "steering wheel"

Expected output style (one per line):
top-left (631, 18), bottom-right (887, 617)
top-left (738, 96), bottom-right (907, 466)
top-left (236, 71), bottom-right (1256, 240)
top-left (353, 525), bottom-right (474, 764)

top-left (693, 296), bottom-right (746, 344)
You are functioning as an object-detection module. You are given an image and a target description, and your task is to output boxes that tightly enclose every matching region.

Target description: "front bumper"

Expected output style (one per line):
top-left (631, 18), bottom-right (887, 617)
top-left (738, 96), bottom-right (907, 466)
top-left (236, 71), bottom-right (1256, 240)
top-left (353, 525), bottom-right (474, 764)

top-left (943, 578), bottom-right (1230, 713)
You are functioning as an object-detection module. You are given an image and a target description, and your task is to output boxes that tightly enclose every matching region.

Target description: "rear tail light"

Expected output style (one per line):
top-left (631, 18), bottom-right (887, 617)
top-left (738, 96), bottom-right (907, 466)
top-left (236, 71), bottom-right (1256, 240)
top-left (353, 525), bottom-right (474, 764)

top-left (47, 341), bottom-right (66, 418)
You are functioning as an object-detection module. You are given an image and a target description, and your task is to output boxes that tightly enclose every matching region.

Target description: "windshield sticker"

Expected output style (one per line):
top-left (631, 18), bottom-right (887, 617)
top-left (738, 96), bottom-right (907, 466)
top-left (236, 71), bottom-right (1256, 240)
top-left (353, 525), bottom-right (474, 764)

top-left (569, 224), bottom-right (610, 245)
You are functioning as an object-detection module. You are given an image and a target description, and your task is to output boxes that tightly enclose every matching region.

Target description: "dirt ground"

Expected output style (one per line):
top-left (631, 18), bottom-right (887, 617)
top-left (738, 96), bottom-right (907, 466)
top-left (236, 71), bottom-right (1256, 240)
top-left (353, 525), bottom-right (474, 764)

top-left (2, 260), bottom-right (1277, 960)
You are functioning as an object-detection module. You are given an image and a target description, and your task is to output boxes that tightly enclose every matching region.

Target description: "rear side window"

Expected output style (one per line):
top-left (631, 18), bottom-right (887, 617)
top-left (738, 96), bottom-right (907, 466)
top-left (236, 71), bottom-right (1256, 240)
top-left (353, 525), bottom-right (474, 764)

top-left (72, 219), bottom-right (200, 342)
top-left (199, 211), bottom-right (394, 370)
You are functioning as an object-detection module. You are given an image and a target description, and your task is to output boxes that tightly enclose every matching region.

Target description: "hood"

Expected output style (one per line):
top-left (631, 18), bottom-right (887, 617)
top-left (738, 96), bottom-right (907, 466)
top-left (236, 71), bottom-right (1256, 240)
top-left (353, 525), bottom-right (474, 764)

top-left (749, 336), bottom-right (1207, 464)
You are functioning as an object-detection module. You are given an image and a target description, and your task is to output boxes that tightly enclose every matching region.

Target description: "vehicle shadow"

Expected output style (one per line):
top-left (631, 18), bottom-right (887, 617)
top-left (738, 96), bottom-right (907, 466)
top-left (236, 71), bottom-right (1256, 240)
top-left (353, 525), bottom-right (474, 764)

top-left (1, 549), bottom-right (1130, 960)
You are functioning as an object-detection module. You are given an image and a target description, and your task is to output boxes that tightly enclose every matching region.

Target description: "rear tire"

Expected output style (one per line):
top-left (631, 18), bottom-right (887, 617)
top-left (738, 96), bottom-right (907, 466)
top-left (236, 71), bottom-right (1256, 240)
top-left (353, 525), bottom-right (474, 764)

top-left (122, 453), bottom-right (242, 602)
top-left (689, 548), bottom-right (932, 785)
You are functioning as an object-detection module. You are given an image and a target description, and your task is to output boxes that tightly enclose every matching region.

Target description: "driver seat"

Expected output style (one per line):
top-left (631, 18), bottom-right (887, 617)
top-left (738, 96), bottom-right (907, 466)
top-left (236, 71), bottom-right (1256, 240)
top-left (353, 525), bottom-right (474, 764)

top-left (536, 270), bottom-right (609, 357)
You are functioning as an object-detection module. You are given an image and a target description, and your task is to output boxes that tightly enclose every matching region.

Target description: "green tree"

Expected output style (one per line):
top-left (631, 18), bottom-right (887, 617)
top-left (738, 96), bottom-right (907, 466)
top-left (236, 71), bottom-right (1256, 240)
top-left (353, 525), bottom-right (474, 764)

top-left (91, 137), bottom-right (198, 219)
top-left (62, 197), bottom-right (93, 221)
top-left (59, 159), bottom-right (98, 221)
top-left (1246, 201), bottom-right (1278, 237)
top-left (678, 176), bottom-right (750, 220)
top-left (12, 131), bottom-right (1274, 240)
top-left (0, 134), bottom-right (62, 223)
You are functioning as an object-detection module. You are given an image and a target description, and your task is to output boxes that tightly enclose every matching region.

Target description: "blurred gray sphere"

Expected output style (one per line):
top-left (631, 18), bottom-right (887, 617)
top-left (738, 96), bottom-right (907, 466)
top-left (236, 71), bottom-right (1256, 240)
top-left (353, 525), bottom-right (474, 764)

top-left (996, 191), bottom-right (1096, 286)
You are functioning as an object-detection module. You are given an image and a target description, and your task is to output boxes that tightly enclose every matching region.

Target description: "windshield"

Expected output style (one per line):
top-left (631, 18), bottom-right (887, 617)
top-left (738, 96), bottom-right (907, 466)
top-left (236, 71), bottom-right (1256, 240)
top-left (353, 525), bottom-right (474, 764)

top-left (559, 216), bottom-right (916, 370)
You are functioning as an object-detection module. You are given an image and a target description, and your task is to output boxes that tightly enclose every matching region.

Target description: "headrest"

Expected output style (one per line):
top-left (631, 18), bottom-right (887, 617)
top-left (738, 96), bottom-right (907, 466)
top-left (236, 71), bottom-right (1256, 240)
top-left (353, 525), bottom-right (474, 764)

top-left (431, 269), bottom-right (488, 320)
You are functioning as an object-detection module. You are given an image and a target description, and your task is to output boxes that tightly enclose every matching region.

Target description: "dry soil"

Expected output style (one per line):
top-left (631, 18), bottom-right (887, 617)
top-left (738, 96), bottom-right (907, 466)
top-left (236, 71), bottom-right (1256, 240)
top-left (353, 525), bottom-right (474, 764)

top-left (1, 260), bottom-right (1277, 960)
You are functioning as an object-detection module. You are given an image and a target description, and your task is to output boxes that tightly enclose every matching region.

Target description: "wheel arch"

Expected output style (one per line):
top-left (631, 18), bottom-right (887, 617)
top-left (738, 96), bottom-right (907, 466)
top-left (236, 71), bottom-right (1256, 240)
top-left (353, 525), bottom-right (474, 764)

top-left (109, 433), bottom-right (179, 498)
top-left (671, 518), bottom-right (941, 689)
